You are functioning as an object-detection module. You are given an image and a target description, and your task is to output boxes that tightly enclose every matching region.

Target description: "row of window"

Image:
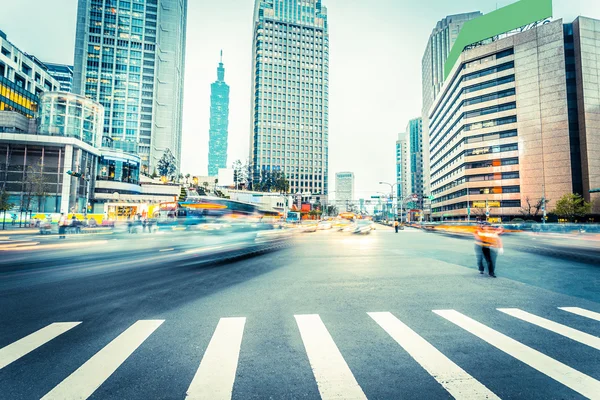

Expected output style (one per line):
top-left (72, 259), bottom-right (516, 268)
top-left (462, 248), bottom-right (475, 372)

top-left (430, 77), bottom-right (516, 151)
top-left (431, 114), bottom-right (518, 173)
top-left (433, 185), bottom-right (521, 204)
top-left (433, 55), bottom-right (514, 120)
top-left (432, 200), bottom-right (522, 213)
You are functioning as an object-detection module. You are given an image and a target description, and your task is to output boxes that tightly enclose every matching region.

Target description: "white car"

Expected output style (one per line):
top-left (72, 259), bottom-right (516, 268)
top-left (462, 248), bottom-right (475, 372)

top-left (317, 221), bottom-right (332, 230)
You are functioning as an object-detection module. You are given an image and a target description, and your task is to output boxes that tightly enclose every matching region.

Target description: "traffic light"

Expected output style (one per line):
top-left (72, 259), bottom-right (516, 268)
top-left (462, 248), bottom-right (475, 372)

top-left (66, 170), bottom-right (89, 181)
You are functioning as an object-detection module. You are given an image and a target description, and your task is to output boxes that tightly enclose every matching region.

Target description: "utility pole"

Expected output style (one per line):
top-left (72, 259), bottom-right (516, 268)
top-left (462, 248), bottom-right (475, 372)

top-left (542, 182), bottom-right (546, 225)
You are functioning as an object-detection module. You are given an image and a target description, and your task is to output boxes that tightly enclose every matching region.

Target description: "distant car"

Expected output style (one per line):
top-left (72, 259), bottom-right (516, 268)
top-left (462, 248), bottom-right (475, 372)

top-left (300, 221), bottom-right (318, 233)
top-left (317, 221), bottom-right (332, 230)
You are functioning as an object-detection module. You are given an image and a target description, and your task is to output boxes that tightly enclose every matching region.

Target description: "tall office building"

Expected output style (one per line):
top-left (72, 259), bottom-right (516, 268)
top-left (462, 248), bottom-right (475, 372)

top-left (335, 172), bottom-right (354, 210)
top-left (208, 52), bottom-right (230, 177)
top-left (44, 63), bottom-right (74, 93)
top-left (250, 0), bottom-right (330, 200)
top-left (73, 0), bottom-right (187, 174)
top-left (406, 118), bottom-right (423, 208)
top-left (395, 136), bottom-right (408, 201)
top-left (421, 12), bottom-right (481, 218)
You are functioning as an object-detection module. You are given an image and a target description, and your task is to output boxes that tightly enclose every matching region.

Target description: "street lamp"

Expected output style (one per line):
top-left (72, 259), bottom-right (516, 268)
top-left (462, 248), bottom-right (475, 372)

top-left (379, 182), bottom-right (397, 221)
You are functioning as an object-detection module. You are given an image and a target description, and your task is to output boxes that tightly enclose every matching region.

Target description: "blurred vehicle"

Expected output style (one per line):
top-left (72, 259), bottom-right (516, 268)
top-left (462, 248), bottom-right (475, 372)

top-left (286, 211), bottom-right (300, 224)
top-left (317, 221), bottom-right (332, 230)
top-left (300, 221), bottom-right (318, 233)
top-left (354, 220), bottom-right (374, 234)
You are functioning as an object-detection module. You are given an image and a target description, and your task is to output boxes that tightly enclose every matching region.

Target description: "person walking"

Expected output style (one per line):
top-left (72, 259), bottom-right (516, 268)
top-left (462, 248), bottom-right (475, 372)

top-left (474, 222), bottom-right (503, 277)
top-left (394, 219), bottom-right (399, 233)
top-left (58, 213), bottom-right (67, 239)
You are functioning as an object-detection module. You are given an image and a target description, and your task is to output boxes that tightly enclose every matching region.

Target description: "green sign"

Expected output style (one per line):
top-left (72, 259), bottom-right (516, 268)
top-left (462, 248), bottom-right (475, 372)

top-left (444, 0), bottom-right (553, 79)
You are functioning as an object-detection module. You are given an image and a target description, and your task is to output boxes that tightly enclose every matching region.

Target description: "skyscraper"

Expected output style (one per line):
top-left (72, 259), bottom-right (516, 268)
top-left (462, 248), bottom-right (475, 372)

top-left (395, 136), bottom-right (408, 201)
top-left (421, 12), bottom-right (481, 218)
top-left (335, 172), bottom-right (354, 210)
top-left (250, 0), bottom-right (329, 199)
top-left (72, 0), bottom-right (187, 174)
top-left (43, 63), bottom-right (74, 93)
top-left (208, 52), bottom-right (230, 177)
top-left (406, 118), bottom-right (423, 207)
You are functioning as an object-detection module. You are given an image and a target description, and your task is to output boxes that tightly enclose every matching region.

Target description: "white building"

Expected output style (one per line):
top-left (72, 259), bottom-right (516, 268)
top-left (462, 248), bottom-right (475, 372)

top-left (0, 29), bottom-right (60, 119)
top-left (249, 0), bottom-right (329, 202)
top-left (335, 172), bottom-right (354, 210)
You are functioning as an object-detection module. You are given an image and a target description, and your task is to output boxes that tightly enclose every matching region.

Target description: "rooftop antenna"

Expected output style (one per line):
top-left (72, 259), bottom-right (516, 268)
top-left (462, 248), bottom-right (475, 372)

top-left (220, 49), bottom-right (223, 63)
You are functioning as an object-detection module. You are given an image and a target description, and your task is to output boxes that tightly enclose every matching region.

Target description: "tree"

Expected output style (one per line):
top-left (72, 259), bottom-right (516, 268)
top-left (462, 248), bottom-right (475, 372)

top-left (156, 149), bottom-right (177, 181)
top-left (553, 193), bottom-right (591, 221)
top-left (232, 160), bottom-right (244, 190)
top-left (324, 204), bottom-right (338, 217)
top-left (0, 189), bottom-right (12, 230)
top-left (519, 196), bottom-right (546, 220)
top-left (179, 186), bottom-right (187, 202)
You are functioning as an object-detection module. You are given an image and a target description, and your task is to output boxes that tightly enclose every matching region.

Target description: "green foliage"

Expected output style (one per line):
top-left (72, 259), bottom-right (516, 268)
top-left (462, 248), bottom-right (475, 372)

top-left (254, 169), bottom-right (289, 193)
top-left (552, 193), bottom-right (591, 221)
top-left (0, 190), bottom-right (12, 212)
top-left (157, 149), bottom-right (177, 180)
top-left (179, 186), bottom-right (187, 202)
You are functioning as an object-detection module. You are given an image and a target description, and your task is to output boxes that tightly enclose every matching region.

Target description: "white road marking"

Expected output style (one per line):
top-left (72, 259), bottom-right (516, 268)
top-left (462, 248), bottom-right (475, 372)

top-left (559, 307), bottom-right (600, 322)
top-left (498, 308), bottom-right (600, 350)
top-left (186, 317), bottom-right (246, 400)
top-left (0, 322), bottom-right (81, 370)
top-left (434, 310), bottom-right (600, 399)
top-left (41, 319), bottom-right (164, 400)
top-left (368, 312), bottom-right (500, 399)
top-left (295, 314), bottom-right (367, 400)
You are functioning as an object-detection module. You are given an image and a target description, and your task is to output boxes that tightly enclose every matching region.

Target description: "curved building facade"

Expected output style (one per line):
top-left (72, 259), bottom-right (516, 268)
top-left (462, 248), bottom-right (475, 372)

top-left (38, 91), bottom-right (103, 148)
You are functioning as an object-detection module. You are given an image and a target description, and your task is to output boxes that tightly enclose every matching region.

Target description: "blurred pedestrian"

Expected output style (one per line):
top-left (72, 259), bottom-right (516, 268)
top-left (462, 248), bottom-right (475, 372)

top-left (393, 219), bottom-right (399, 233)
top-left (474, 222), bottom-right (504, 277)
top-left (58, 213), bottom-right (67, 239)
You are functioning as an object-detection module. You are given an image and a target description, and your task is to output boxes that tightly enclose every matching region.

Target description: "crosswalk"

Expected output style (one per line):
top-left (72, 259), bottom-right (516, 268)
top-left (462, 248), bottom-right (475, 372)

top-left (1, 306), bottom-right (599, 399)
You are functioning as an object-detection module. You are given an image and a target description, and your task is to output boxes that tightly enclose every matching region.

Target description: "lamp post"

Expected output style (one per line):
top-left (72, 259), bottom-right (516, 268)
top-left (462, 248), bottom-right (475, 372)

top-left (379, 182), bottom-right (396, 221)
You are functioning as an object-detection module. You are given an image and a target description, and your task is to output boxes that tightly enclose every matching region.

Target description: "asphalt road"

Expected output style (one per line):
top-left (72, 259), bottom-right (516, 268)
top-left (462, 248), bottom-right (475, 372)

top-left (1, 227), bottom-right (599, 399)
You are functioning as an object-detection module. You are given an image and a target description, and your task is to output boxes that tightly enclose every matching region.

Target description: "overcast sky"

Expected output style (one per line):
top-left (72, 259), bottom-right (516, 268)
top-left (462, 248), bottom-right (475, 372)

top-left (1, 0), bottom-right (598, 199)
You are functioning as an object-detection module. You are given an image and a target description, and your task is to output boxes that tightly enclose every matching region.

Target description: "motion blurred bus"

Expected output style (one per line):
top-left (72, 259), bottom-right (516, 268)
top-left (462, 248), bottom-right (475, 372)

top-left (154, 196), bottom-right (270, 226)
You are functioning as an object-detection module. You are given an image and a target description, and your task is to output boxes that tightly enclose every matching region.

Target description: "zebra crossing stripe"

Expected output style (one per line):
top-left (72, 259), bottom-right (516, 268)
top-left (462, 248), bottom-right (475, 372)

top-left (434, 310), bottom-right (600, 399)
top-left (186, 317), bottom-right (246, 400)
top-left (295, 314), bottom-right (367, 400)
top-left (41, 319), bottom-right (164, 400)
top-left (0, 322), bottom-right (81, 370)
top-left (368, 312), bottom-right (500, 399)
top-left (498, 308), bottom-right (600, 351)
top-left (559, 307), bottom-right (600, 322)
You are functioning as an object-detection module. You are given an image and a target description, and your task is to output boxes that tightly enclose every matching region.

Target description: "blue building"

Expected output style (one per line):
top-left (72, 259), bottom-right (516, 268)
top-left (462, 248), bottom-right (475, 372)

top-left (406, 117), bottom-right (423, 209)
top-left (208, 52), bottom-right (230, 176)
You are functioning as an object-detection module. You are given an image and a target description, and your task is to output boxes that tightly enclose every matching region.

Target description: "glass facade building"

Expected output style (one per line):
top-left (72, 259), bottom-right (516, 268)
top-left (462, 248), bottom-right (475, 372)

top-left (208, 54), bottom-right (230, 177)
top-left (72, 0), bottom-right (187, 174)
top-left (250, 0), bottom-right (329, 197)
top-left (43, 63), bottom-right (74, 93)
top-left (38, 92), bottom-right (104, 148)
top-left (0, 30), bottom-right (60, 119)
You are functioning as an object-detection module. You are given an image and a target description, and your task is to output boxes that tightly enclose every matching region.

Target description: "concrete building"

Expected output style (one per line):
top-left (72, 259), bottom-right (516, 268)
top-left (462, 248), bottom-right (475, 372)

top-left (1, 92), bottom-right (103, 214)
top-left (249, 0), bottom-right (329, 203)
top-left (421, 13), bottom-right (481, 220)
top-left (208, 52), bottom-right (230, 176)
top-left (429, 15), bottom-right (600, 221)
top-left (572, 17), bottom-right (600, 213)
top-left (43, 63), bottom-right (74, 93)
top-left (73, 0), bottom-right (187, 174)
top-left (335, 172), bottom-right (354, 210)
top-left (0, 30), bottom-right (60, 119)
